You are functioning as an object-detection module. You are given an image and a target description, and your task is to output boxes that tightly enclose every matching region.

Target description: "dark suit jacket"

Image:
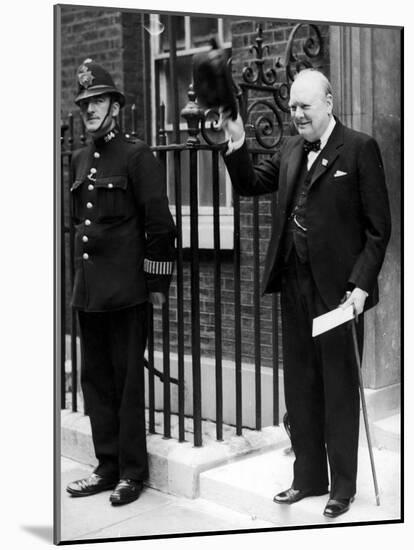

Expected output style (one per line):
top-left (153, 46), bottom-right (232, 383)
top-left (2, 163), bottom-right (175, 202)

top-left (70, 130), bottom-right (176, 312)
top-left (223, 119), bottom-right (391, 311)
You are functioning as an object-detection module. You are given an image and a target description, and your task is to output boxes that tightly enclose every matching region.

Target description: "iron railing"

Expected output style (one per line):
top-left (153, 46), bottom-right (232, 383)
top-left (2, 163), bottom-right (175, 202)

top-left (60, 21), bottom-right (325, 446)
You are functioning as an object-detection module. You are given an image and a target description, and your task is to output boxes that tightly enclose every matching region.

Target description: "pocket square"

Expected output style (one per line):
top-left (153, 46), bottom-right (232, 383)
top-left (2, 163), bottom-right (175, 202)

top-left (334, 170), bottom-right (348, 177)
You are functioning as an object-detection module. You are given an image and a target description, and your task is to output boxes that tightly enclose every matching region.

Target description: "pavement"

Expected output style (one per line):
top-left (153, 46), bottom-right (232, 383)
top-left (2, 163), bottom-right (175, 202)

top-left (199, 441), bottom-right (401, 527)
top-left (60, 430), bottom-right (401, 544)
top-left (59, 392), bottom-right (401, 544)
top-left (60, 457), bottom-right (274, 543)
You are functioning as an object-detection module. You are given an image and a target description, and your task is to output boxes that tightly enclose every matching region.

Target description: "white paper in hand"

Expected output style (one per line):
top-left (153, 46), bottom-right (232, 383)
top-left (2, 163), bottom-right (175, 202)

top-left (312, 306), bottom-right (354, 337)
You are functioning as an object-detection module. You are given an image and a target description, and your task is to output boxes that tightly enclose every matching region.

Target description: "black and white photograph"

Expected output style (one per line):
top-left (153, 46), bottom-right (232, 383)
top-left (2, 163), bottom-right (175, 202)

top-left (53, 1), bottom-right (403, 545)
top-left (55, 5), bottom-right (402, 542)
top-left (2, 0), bottom-right (408, 548)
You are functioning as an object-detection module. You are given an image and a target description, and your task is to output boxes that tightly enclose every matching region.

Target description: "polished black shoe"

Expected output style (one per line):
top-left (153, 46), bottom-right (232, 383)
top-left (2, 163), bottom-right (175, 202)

top-left (66, 473), bottom-right (117, 497)
top-left (273, 487), bottom-right (328, 504)
top-left (323, 496), bottom-right (355, 518)
top-left (110, 479), bottom-right (143, 506)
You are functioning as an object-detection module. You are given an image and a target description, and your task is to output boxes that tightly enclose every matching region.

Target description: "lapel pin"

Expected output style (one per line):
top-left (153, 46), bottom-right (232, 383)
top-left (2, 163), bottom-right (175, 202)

top-left (322, 158), bottom-right (328, 166)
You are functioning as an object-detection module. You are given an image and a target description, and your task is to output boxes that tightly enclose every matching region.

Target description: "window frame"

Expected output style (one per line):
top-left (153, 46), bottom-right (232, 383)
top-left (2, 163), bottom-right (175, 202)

top-left (149, 13), bottom-right (234, 249)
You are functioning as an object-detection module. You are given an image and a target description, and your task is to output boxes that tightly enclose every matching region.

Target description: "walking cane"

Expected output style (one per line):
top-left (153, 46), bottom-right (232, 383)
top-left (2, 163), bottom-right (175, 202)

top-left (351, 305), bottom-right (381, 506)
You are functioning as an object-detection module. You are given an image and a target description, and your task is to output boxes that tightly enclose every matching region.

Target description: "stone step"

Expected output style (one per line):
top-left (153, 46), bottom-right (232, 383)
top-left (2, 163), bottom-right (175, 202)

top-left (61, 409), bottom-right (289, 499)
top-left (199, 444), bottom-right (401, 527)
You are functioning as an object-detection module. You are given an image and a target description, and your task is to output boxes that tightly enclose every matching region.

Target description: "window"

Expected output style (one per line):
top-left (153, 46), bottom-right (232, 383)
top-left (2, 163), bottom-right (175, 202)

top-left (149, 14), bottom-right (234, 248)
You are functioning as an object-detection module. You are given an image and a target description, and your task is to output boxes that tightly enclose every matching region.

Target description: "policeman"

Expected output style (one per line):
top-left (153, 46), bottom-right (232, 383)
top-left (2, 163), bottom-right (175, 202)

top-left (66, 59), bottom-right (176, 506)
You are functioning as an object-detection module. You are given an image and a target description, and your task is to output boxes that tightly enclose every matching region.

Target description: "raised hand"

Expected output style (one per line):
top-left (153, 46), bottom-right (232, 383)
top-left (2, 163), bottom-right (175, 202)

top-left (219, 108), bottom-right (245, 142)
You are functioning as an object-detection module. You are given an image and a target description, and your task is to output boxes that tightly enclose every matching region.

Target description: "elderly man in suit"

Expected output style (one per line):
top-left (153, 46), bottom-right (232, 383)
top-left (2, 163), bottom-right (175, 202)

top-left (221, 68), bottom-right (391, 517)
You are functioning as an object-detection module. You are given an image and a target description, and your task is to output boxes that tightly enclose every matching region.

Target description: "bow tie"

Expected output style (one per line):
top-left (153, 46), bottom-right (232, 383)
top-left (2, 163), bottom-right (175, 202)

top-left (303, 139), bottom-right (321, 154)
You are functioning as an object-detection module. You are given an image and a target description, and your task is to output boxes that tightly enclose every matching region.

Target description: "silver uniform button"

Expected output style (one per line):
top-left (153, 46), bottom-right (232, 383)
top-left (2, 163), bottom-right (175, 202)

top-left (85, 219), bottom-right (91, 226)
top-left (86, 202), bottom-right (93, 209)
top-left (90, 167), bottom-right (97, 174)
top-left (108, 183), bottom-right (113, 189)
top-left (83, 253), bottom-right (89, 260)
top-left (88, 184), bottom-right (94, 191)
top-left (93, 152), bottom-right (100, 158)
top-left (82, 235), bottom-right (88, 243)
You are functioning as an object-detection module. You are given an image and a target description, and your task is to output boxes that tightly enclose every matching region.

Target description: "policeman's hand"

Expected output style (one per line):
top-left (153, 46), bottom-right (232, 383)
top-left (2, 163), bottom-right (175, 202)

top-left (148, 292), bottom-right (166, 306)
top-left (219, 108), bottom-right (245, 142)
top-left (339, 288), bottom-right (368, 317)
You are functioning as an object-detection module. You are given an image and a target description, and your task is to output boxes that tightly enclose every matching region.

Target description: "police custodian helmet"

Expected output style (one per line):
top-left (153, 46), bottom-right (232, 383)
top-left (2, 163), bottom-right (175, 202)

top-left (74, 58), bottom-right (125, 107)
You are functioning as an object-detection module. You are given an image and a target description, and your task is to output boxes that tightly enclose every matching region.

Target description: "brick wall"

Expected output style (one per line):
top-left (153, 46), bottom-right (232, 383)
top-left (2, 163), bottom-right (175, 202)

top-left (60, 6), bottom-right (145, 139)
top-left (59, 8), bottom-right (331, 368)
top-left (59, 6), bottom-right (147, 332)
top-left (60, 7), bottom-right (123, 119)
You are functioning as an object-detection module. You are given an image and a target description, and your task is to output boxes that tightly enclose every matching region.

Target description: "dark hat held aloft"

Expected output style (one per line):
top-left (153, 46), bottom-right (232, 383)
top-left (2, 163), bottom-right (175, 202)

top-left (74, 58), bottom-right (125, 107)
top-left (192, 40), bottom-right (238, 120)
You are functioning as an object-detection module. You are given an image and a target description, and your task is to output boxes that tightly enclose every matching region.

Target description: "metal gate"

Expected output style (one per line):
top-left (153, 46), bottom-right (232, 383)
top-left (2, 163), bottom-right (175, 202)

top-left (60, 21), bottom-right (325, 446)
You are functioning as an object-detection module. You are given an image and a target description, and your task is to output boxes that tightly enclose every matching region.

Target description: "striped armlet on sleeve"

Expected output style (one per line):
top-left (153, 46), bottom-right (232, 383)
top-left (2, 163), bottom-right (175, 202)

top-left (144, 258), bottom-right (174, 275)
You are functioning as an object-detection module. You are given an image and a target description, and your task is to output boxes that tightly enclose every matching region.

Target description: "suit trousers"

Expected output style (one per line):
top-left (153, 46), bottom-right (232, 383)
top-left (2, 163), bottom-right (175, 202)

top-left (78, 304), bottom-right (149, 482)
top-left (280, 250), bottom-right (363, 498)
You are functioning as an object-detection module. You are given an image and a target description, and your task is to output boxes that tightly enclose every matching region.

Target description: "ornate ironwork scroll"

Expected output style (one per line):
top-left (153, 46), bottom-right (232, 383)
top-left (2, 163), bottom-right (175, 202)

top-left (200, 107), bottom-right (226, 147)
top-left (284, 23), bottom-right (323, 84)
top-left (238, 22), bottom-right (324, 149)
top-left (246, 99), bottom-right (284, 149)
top-left (242, 27), bottom-right (278, 87)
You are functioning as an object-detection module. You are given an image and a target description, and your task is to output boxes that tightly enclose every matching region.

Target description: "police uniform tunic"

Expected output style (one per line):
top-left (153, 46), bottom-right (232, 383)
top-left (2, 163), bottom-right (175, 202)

top-left (70, 127), bottom-right (176, 481)
top-left (71, 127), bottom-right (175, 310)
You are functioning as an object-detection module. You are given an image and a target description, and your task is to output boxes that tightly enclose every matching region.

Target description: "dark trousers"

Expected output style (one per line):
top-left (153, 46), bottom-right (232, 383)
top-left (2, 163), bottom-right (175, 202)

top-left (280, 251), bottom-right (363, 498)
top-left (78, 304), bottom-right (149, 482)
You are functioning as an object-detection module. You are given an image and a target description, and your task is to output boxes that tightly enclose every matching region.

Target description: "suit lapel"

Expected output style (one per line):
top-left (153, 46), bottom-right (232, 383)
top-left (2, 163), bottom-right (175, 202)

top-left (283, 139), bottom-right (305, 211)
top-left (308, 119), bottom-right (344, 189)
top-left (281, 119), bottom-right (345, 210)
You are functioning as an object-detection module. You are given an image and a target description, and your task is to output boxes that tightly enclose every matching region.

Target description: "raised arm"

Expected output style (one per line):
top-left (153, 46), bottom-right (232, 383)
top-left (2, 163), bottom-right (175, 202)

top-left (221, 112), bottom-right (281, 196)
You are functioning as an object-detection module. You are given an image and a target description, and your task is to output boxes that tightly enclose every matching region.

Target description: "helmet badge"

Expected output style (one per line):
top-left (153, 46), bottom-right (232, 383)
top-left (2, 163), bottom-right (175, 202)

top-left (78, 63), bottom-right (95, 89)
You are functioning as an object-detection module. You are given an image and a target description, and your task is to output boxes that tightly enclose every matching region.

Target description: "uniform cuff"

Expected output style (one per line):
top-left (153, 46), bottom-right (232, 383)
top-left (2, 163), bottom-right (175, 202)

top-left (144, 258), bottom-right (174, 275)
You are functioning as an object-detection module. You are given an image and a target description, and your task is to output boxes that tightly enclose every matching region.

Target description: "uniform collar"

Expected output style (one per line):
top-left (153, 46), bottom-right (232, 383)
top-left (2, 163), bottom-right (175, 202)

top-left (92, 125), bottom-right (120, 147)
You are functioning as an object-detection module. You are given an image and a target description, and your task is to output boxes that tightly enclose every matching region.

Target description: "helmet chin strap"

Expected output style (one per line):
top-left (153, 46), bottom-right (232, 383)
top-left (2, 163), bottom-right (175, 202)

top-left (90, 97), bottom-right (115, 136)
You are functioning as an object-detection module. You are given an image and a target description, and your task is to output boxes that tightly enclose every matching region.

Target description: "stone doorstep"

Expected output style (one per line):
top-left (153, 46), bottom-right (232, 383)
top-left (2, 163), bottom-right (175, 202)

top-left (60, 409), bottom-right (290, 499)
top-left (60, 396), bottom-right (400, 502)
top-left (199, 444), bottom-right (401, 527)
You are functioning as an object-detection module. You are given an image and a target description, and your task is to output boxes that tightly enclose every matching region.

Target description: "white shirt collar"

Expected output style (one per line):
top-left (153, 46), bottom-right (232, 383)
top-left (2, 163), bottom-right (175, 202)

top-left (319, 116), bottom-right (336, 150)
top-left (306, 117), bottom-right (336, 170)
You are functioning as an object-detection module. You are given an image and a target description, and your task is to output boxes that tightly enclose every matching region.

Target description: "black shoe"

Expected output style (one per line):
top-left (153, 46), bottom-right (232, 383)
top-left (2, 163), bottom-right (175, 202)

top-left (323, 496), bottom-right (355, 518)
top-left (273, 487), bottom-right (328, 504)
top-left (110, 479), bottom-right (143, 506)
top-left (66, 473), bottom-right (117, 497)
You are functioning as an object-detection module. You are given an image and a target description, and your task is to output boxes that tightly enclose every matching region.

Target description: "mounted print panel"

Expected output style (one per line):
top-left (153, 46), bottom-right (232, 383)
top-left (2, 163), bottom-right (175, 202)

top-left (54, 3), bottom-right (402, 545)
